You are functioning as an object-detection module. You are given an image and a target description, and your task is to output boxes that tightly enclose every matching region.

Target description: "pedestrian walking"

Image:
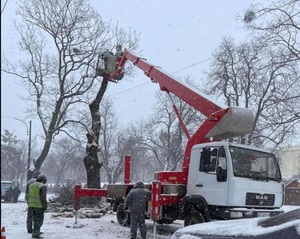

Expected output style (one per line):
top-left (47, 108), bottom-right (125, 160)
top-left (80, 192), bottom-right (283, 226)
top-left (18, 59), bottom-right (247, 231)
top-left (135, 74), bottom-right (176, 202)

top-left (13, 185), bottom-right (21, 203)
top-left (124, 180), bottom-right (151, 239)
top-left (27, 174), bottom-right (48, 239)
top-left (26, 170), bottom-right (41, 233)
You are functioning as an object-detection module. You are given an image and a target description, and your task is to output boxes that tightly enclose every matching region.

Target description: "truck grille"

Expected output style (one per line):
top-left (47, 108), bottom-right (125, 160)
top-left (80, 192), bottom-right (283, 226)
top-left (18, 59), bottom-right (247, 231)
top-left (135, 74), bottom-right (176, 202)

top-left (245, 193), bottom-right (275, 206)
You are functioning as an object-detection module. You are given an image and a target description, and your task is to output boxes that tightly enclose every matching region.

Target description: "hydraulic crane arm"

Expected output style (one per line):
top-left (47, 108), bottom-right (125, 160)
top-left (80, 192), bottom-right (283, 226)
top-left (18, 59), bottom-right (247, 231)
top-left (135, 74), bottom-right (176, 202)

top-left (99, 48), bottom-right (253, 183)
top-left (110, 49), bottom-right (223, 116)
top-left (102, 48), bottom-right (253, 139)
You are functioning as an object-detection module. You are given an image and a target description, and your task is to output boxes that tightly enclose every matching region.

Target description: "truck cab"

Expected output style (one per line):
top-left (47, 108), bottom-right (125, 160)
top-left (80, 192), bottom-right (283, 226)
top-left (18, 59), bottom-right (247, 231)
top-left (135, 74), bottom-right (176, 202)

top-left (186, 142), bottom-right (284, 221)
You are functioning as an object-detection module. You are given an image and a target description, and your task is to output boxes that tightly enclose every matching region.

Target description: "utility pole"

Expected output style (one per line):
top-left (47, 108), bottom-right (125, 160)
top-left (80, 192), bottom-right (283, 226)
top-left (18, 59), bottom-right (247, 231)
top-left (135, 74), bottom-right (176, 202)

top-left (27, 120), bottom-right (32, 180)
top-left (14, 118), bottom-right (32, 181)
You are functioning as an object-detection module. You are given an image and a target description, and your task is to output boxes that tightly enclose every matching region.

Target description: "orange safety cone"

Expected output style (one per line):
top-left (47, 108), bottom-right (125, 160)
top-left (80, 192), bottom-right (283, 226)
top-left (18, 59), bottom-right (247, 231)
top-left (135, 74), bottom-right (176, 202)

top-left (1, 227), bottom-right (6, 239)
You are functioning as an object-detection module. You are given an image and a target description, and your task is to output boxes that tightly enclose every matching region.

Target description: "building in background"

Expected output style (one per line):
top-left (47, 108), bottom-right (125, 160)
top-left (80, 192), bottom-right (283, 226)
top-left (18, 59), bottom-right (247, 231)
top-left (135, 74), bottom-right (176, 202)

top-left (279, 145), bottom-right (300, 205)
top-left (283, 179), bottom-right (300, 205)
top-left (279, 145), bottom-right (300, 179)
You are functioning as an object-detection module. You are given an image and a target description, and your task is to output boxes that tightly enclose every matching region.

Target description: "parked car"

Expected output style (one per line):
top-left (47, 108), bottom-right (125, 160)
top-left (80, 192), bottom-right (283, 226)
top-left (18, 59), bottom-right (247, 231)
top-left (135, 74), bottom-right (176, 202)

top-left (1, 180), bottom-right (13, 202)
top-left (171, 208), bottom-right (300, 239)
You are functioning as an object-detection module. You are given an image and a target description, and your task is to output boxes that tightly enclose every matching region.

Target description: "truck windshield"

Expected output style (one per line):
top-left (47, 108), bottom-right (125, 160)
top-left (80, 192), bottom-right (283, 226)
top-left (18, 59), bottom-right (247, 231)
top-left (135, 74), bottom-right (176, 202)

top-left (229, 146), bottom-right (282, 182)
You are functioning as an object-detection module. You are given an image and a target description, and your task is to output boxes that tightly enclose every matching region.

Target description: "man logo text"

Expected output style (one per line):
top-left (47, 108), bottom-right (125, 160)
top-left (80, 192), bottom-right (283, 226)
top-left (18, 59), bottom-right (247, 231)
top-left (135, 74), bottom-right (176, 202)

top-left (256, 195), bottom-right (268, 200)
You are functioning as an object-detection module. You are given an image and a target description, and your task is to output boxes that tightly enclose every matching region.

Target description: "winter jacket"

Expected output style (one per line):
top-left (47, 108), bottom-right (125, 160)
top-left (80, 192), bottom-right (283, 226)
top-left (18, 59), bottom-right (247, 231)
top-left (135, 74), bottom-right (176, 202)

top-left (6, 186), bottom-right (14, 202)
top-left (13, 186), bottom-right (21, 202)
top-left (27, 181), bottom-right (47, 210)
top-left (25, 170), bottom-right (41, 202)
top-left (124, 181), bottom-right (151, 214)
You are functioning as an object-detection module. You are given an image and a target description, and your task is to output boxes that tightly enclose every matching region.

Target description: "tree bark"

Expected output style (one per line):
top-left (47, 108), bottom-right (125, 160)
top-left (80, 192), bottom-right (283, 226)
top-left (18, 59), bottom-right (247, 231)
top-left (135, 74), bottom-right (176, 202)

top-left (84, 77), bottom-right (109, 189)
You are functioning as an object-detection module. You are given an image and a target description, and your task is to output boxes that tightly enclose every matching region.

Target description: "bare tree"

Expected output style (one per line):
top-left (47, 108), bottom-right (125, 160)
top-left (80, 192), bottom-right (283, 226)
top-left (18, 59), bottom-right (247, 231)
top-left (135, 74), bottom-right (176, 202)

top-left (96, 97), bottom-right (121, 184)
top-left (97, 98), bottom-right (153, 183)
top-left (243, 0), bottom-right (300, 60)
top-left (123, 122), bottom-right (157, 182)
top-left (100, 130), bottom-right (153, 183)
top-left (41, 137), bottom-right (86, 186)
top-left (127, 78), bottom-right (204, 172)
top-left (1, 0), bottom-right (139, 186)
top-left (1, 130), bottom-right (26, 185)
top-left (206, 37), bottom-right (300, 149)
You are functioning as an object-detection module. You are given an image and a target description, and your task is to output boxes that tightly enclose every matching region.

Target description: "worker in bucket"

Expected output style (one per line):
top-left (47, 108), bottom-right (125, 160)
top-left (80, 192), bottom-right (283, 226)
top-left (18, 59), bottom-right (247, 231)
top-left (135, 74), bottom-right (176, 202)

top-left (115, 44), bottom-right (123, 57)
top-left (124, 180), bottom-right (151, 239)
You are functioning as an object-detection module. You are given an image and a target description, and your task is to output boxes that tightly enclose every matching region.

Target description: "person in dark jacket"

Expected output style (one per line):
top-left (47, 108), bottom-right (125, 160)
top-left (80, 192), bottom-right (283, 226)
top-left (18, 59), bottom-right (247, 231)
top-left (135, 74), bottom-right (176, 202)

top-left (5, 185), bottom-right (14, 203)
top-left (28, 173), bottom-right (47, 239)
top-left (13, 185), bottom-right (21, 203)
top-left (124, 180), bottom-right (151, 239)
top-left (26, 170), bottom-right (41, 233)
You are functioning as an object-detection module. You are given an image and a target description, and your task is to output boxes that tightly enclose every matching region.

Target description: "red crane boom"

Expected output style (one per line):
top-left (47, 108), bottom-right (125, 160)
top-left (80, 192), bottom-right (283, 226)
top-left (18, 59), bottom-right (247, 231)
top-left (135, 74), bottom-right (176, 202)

top-left (100, 48), bottom-right (253, 183)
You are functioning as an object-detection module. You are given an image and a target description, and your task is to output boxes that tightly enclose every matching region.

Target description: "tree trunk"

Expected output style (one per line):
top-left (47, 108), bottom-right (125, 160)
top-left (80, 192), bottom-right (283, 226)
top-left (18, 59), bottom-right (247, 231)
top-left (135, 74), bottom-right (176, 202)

top-left (84, 77), bottom-right (109, 189)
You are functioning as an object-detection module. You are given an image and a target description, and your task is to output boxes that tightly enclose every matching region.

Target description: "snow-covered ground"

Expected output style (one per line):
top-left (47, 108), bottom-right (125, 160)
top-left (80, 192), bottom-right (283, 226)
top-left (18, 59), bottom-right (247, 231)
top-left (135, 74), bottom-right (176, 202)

top-left (1, 193), bottom-right (181, 239)
top-left (1, 193), bottom-right (299, 239)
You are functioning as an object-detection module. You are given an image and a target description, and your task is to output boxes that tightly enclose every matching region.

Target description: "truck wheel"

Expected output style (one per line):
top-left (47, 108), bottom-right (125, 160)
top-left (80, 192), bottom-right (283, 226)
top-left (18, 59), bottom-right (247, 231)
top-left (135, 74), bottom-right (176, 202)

top-left (116, 203), bottom-right (130, 227)
top-left (184, 210), bottom-right (204, 227)
top-left (113, 197), bottom-right (124, 212)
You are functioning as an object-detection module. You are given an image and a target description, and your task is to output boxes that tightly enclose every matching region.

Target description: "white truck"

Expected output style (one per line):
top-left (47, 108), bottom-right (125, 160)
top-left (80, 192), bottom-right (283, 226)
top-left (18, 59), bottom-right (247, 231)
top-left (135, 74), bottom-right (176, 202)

top-left (74, 48), bottom-right (284, 226)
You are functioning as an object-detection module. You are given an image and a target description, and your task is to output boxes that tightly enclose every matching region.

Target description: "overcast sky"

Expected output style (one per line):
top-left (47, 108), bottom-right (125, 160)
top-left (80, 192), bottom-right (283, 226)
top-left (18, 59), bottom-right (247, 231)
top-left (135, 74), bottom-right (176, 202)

top-left (5, 1), bottom-right (298, 147)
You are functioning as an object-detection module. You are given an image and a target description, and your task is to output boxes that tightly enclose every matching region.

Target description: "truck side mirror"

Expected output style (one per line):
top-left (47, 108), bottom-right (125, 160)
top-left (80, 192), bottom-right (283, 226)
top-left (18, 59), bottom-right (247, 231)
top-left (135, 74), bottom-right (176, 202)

top-left (216, 166), bottom-right (227, 182)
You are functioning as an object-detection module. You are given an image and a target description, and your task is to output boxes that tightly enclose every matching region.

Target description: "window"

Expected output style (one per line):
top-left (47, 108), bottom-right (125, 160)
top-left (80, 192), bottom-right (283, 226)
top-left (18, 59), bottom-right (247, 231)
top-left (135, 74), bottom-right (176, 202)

top-left (199, 147), bottom-right (220, 173)
top-left (230, 146), bottom-right (281, 181)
